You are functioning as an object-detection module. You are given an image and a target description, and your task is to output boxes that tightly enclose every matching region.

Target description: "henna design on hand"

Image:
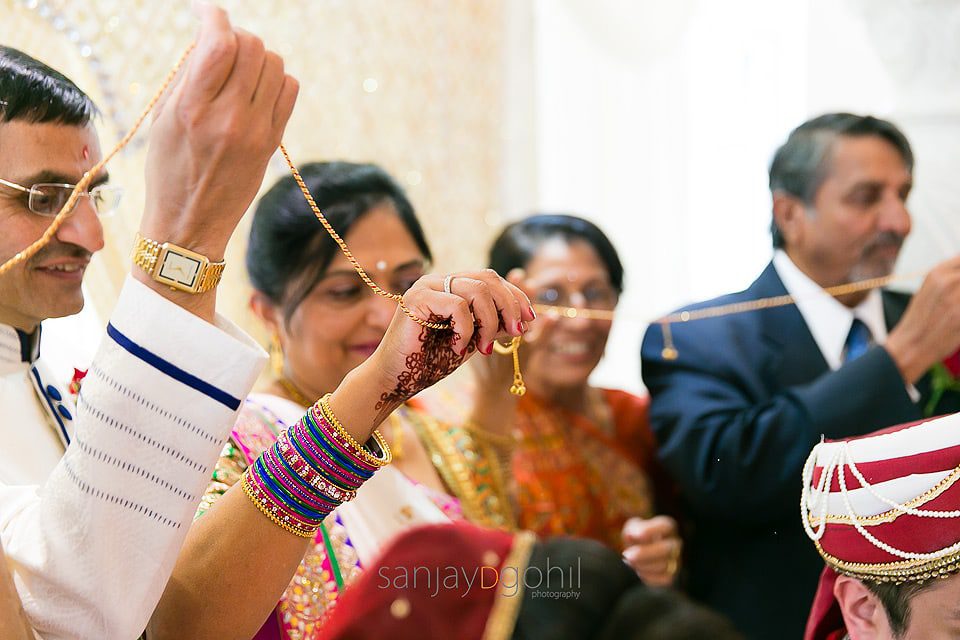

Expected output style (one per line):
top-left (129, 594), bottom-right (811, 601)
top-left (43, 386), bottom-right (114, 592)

top-left (375, 315), bottom-right (478, 423)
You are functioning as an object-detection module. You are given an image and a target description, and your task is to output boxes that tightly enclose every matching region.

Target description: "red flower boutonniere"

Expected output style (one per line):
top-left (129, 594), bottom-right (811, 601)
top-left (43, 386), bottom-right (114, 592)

top-left (68, 368), bottom-right (87, 397)
top-left (925, 351), bottom-right (960, 417)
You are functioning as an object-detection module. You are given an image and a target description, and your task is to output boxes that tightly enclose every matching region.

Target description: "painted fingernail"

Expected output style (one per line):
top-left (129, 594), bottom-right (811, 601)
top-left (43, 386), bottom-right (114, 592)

top-left (516, 321), bottom-right (525, 335)
top-left (528, 305), bottom-right (537, 320)
top-left (483, 341), bottom-right (494, 355)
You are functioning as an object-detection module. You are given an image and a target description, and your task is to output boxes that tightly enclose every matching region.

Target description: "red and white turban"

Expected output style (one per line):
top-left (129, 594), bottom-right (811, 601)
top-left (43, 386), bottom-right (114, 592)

top-left (802, 414), bottom-right (960, 640)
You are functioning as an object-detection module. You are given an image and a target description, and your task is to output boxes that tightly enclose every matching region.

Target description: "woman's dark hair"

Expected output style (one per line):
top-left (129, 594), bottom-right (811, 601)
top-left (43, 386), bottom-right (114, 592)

top-left (246, 161), bottom-right (431, 320)
top-left (488, 214), bottom-right (624, 294)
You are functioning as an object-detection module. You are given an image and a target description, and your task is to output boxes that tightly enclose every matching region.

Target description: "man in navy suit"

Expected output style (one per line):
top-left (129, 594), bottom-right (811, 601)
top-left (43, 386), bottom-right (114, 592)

top-left (641, 113), bottom-right (960, 640)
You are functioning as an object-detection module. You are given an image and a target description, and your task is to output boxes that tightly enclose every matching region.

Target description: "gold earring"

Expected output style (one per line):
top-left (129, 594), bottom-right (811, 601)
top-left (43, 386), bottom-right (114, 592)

top-left (269, 333), bottom-right (284, 377)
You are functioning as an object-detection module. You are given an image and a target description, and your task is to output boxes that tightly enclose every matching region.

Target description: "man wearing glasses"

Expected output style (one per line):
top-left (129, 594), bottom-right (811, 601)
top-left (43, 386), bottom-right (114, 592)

top-left (0, 4), bottom-right (299, 637)
top-left (0, 59), bottom-right (123, 484)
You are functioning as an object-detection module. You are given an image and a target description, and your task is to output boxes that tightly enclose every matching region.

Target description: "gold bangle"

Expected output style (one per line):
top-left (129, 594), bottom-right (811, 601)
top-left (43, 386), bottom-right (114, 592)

top-left (317, 394), bottom-right (393, 467)
top-left (240, 472), bottom-right (318, 539)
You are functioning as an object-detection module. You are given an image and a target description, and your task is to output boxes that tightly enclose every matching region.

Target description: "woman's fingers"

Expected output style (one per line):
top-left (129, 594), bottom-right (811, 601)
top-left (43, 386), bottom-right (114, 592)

top-left (623, 529), bottom-right (681, 586)
top-left (623, 538), bottom-right (677, 567)
top-left (446, 277), bottom-right (500, 351)
top-left (622, 515), bottom-right (678, 545)
top-left (407, 287), bottom-right (476, 355)
top-left (410, 271), bottom-right (535, 352)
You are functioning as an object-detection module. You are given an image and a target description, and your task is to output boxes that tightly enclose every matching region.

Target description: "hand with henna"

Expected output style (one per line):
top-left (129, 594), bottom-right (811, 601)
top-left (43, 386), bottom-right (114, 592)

top-left (328, 269), bottom-right (536, 435)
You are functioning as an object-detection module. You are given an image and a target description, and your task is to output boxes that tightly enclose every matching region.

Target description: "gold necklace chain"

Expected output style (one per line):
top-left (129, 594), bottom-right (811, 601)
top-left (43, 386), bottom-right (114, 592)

top-left (277, 145), bottom-right (448, 331)
top-left (0, 45), bottom-right (196, 277)
top-left (534, 270), bottom-right (925, 359)
top-left (10, 42), bottom-right (905, 366)
top-left (276, 376), bottom-right (314, 408)
top-left (0, 44), bottom-right (509, 358)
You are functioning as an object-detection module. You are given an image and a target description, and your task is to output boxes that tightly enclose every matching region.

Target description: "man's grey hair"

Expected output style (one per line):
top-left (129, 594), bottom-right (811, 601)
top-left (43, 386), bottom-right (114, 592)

top-left (768, 113), bottom-right (914, 248)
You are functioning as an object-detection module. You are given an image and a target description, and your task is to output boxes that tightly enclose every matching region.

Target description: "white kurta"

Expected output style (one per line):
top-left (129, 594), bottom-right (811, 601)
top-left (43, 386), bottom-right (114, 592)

top-left (0, 276), bottom-right (266, 640)
top-left (0, 333), bottom-right (69, 486)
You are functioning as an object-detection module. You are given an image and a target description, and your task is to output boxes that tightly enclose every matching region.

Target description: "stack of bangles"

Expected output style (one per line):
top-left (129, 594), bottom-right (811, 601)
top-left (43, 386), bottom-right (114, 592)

top-left (241, 393), bottom-right (392, 537)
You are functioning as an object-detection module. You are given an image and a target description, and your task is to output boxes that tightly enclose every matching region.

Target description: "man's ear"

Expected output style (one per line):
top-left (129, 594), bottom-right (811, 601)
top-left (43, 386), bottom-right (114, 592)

top-left (834, 575), bottom-right (888, 640)
top-left (772, 191), bottom-right (809, 249)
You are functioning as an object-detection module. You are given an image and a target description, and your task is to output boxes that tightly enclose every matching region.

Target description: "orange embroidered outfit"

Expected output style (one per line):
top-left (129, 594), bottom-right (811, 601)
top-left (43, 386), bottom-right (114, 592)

top-left (511, 389), bottom-right (672, 550)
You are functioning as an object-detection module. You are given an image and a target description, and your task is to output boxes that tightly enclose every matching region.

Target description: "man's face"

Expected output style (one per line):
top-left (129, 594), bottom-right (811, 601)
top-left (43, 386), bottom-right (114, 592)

top-left (785, 135), bottom-right (913, 288)
top-left (889, 574), bottom-right (960, 639)
top-left (0, 120), bottom-right (105, 331)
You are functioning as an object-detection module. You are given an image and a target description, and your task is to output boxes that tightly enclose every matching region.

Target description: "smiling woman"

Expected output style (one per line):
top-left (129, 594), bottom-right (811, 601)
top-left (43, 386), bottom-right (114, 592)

top-left (162, 161), bottom-right (520, 639)
top-left (414, 214), bottom-right (684, 591)
top-left (418, 213), bottom-right (684, 586)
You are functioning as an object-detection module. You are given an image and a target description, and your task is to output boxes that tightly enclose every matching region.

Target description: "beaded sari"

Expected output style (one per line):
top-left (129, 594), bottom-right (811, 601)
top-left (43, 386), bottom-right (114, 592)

top-left (198, 393), bottom-right (512, 639)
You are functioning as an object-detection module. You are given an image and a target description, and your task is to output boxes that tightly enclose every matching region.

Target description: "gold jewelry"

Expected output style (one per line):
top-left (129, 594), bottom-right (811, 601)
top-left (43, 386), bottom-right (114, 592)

top-left (493, 337), bottom-right (526, 397)
top-left (277, 376), bottom-right (314, 408)
top-left (240, 472), bottom-right (317, 538)
top-left (278, 146), bottom-right (446, 331)
top-left (317, 394), bottom-right (392, 468)
top-left (0, 40), bottom-right (525, 392)
top-left (388, 413), bottom-right (405, 461)
top-left (464, 422), bottom-right (515, 450)
top-left (0, 45), bottom-right (194, 278)
top-left (269, 333), bottom-right (285, 378)
top-left (132, 232), bottom-right (225, 294)
top-left (666, 540), bottom-right (681, 577)
top-left (406, 406), bottom-right (516, 530)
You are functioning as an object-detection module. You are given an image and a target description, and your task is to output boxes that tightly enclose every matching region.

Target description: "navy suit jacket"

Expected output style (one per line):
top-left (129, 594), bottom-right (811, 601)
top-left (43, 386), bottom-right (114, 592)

top-left (640, 262), bottom-right (960, 640)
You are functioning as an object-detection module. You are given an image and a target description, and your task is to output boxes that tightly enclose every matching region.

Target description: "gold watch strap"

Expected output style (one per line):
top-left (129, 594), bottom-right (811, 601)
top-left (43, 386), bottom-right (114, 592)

top-left (132, 232), bottom-right (225, 293)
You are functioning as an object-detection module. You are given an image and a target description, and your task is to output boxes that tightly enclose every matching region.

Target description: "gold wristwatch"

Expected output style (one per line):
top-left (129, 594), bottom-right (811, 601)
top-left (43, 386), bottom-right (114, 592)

top-left (132, 232), bottom-right (225, 293)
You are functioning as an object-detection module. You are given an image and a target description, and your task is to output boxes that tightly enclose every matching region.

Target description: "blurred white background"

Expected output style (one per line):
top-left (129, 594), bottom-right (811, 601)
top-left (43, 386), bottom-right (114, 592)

top-left (22, 0), bottom-right (960, 394)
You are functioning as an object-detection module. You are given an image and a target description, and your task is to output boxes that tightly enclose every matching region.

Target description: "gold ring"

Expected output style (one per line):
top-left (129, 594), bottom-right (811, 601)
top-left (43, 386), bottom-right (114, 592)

top-left (666, 541), bottom-right (680, 576)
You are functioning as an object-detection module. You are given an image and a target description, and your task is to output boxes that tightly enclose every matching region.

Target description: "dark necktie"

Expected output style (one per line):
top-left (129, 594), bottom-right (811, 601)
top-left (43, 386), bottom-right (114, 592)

top-left (844, 318), bottom-right (872, 363)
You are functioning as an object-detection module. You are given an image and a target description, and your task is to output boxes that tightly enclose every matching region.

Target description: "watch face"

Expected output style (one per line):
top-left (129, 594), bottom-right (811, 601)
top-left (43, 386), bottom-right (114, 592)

top-left (158, 251), bottom-right (201, 288)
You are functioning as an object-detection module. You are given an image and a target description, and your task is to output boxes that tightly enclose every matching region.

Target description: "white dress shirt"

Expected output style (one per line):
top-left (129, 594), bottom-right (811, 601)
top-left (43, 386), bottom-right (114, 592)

top-left (772, 250), bottom-right (918, 400)
top-left (0, 276), bottom-right (266, 640)
top-left (772, 250), bottom-right (888, 371)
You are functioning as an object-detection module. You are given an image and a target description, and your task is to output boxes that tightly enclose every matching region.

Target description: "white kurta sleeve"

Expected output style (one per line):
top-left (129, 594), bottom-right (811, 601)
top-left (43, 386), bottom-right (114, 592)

top-left (0, 276), bottom-right (266, 640)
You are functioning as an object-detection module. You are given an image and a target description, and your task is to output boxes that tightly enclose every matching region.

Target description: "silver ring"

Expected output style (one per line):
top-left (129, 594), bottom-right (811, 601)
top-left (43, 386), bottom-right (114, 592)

top-left (443, 274), bottom-right (454, 295)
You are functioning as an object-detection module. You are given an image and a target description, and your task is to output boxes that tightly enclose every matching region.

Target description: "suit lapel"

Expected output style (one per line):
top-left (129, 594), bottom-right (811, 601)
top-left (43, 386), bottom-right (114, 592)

top-left (752, 262), bottom-right (831, 388)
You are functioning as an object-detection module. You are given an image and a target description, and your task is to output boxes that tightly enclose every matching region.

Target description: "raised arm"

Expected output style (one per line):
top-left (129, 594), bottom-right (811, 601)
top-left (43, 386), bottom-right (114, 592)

top-left (149, 271), bottom-right (535, 639)
top-left (0, 5), bottom-right (298, 639)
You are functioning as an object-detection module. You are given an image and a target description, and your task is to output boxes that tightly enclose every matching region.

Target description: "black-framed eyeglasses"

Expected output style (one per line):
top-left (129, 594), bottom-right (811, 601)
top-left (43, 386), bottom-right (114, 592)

top-left (0, 176), bottom-right (122, 217)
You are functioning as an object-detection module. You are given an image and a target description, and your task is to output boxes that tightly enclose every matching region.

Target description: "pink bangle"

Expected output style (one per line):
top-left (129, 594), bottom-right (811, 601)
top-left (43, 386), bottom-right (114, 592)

top-left (275, 430), bottom-right (358, 503)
